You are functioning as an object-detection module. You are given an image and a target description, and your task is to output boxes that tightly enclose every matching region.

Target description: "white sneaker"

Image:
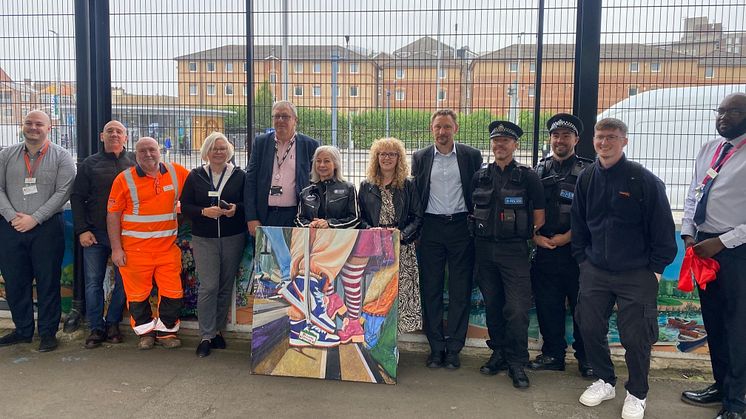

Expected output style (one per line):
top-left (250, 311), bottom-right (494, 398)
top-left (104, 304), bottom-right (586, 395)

top-left (579, 379), bottom-right (616, 407)
top-left (621, 391), bottom-right (646, 419)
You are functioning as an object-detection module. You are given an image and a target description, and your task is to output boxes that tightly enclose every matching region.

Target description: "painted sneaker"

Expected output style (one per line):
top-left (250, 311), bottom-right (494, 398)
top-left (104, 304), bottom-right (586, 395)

top-left (621, 391), bottom-right (646, 419)
top-left (338, 317), bottom-right (365, 344)
top-left (278, 276), bottom-right (337, 333)
top-left (325, 293), bottom-right (347, 320)
top-left (288, 319), bottom-right (341, 348)
top-left (579, 379), bottom-right (616, 407)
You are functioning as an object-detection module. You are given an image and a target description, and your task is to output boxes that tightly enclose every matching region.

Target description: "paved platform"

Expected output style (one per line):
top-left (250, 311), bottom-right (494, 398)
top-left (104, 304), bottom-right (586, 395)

top-left (0, 322), bottom-right (721, 419)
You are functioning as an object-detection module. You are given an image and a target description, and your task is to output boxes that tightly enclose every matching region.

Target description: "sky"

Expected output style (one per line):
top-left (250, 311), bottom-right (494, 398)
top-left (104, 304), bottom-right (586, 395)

top-left (0, 0), bottom-right (744, 96)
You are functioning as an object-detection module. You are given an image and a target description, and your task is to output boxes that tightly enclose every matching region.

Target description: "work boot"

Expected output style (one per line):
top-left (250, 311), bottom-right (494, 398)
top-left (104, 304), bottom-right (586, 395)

top-left (138, 335), bottom-right (155, 350)
top-left (157, 334), bottom-right (182, 349)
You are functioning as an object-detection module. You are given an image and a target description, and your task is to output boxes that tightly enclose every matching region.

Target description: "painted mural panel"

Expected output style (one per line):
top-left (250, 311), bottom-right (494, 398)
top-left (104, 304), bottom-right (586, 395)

top-left (251, 227), bottom-right (399, 384)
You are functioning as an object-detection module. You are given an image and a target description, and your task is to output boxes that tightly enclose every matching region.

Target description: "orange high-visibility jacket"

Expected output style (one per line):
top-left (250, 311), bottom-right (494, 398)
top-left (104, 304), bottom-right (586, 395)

top-left (108, 162), bottom-right (189, 253)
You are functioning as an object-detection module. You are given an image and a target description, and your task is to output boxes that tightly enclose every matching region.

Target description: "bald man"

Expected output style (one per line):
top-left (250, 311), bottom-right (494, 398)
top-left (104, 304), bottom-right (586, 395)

top-left (71, 120), bottom-right (136, 349)
top-left (107, 137), bottom-right (189, 350)
top-left (0, 110), bottom-right (75, 352)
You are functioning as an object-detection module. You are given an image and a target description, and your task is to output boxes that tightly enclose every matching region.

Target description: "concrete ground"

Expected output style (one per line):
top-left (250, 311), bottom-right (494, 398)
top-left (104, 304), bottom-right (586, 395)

top-left (0, 321), bottom-right (721, 419)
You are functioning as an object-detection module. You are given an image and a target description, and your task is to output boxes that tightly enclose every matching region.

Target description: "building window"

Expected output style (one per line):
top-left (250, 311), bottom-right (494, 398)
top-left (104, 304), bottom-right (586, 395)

top-left (313, 85), bottom-right (321, 97)
top-left (529, 62), bottom-right (536, 72)
top-left (188, 62), bottom-right (197, 72)
top-left (629, 86), bottom-right (638, 96)
top-left (0, 92), bottom-right (12, 103)
top-left (395, 68), bottom-right (405, 79)
top-left (349, 86), bottom-right (359, 97)
top-left (705, 66), bottom-right (715, 78)
top-left (294, 85), bottom-right (304, 96)
top-left (206, 84), bottom-right (216, 96)
top-left (438, 67), bottom-right (446, 79)
top-left (508, 62), bottom-right (518, 72)
top-left (269, 73), bottom-right (277, 84)
top-left (650, 62), bottom-right (661, 72)
top-left (528, 86), bottom-right (535, 97)
top-left (437, 89), bottom-right (446, 101)
top-left (395, 89), bottom-right (405, 101)
top-left (629, 62), bottom-right (639, 73)
top-left (4, 108), bottom-right (11, 118)
top-left (349, 62), bottom-right (360, 74)
top-left (189, 84), bottom-right (198, 96)
top-left (225, 83), bottom-right (234, 96)
top-left (225, 62), bottom-right (234, 73)
top-left (313, 62), bottom-right (321, 73)
top-left (207, 61), bottom-right (216, 72)
top-left (293, 62), bottom-right (303, 73)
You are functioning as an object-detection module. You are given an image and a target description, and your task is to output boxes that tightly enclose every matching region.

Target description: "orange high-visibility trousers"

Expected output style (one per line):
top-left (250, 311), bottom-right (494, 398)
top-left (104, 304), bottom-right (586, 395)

top-left (119, 244), bottom-right (183, 335)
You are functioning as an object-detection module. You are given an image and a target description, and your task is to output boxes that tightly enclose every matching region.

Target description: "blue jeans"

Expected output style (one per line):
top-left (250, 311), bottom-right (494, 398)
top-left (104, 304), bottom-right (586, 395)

top-left (83, 228), bottom-right (126, 331)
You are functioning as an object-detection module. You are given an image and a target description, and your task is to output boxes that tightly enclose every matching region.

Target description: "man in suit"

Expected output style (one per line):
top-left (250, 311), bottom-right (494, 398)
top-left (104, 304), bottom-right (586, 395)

top-left (412, 108), bottom-right (483, 369)
top-left (244, 100), bottom-right (320, 234)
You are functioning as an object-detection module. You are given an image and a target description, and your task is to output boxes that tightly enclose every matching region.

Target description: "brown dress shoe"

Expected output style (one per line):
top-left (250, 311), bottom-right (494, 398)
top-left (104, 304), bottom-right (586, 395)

top-left (85, 330), bottom-right (106, 349)
top-left (106, 324), bottom-right (123, 344)
top-left (138, 335), bottom-right (155, 350)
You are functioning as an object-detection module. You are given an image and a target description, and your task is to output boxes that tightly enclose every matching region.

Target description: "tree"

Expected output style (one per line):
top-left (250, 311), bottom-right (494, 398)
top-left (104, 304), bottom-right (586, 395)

top-left (253, 81), bottom-right (274, 134)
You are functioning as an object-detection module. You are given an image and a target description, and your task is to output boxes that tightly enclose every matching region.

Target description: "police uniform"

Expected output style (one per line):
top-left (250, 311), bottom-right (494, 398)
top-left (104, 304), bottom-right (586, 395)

top-left (529, 114), bottom-right (594, 375)
top-left (470, 121), bottom-right (545, 387)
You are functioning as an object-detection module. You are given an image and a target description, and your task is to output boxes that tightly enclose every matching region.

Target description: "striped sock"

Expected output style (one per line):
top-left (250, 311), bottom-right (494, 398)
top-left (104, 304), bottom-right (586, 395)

top-left (340, 263), bottom-right (366, 319)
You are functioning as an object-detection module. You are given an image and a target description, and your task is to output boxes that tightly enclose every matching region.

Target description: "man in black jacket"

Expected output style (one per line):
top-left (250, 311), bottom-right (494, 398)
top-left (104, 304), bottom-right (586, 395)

top-left (70, 120), bottom-right (135, 349)
top-left (244, 100), bottom-right (319, 235)
top-left (411, 109), bottom-right (482, 370)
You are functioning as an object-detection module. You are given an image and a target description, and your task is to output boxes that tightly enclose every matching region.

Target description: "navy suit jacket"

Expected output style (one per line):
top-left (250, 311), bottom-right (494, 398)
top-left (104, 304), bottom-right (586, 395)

top-left (244, 132), bottom-right (320, 224)
top-left (411, 142), bottom-right (483, 214)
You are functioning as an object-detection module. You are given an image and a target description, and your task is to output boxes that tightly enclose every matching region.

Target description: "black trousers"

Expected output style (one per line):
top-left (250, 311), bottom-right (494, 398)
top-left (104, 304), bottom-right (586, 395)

top-left (0, 213), bottom-right (65, 338)
top-left (265, 206), bottom-right (297, 228)
top-left (475, 239), bottom-right (532, 365)
top-left (576, 262), bottom-right (659, 399)
top-left (418, 215), bottom-right (474, 354)
top-left (697, 231), bottom-right (746, 413)
top-left (531, 244), bottom-right (585, 361)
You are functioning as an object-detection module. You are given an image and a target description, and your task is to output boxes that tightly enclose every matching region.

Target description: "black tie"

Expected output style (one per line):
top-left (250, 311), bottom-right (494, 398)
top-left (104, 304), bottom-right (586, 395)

top-left (693, 141), bottom-right (734, 225)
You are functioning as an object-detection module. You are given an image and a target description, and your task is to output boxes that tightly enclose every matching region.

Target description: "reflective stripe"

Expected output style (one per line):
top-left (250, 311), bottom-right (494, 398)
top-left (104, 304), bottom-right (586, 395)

top-left (155, 318), bottom-right (180, 333)
top-left (122, 168), bottom-right (140, 215)
top-left (122, 229), bottom-right (178, 239)
top-left (163, 162), bottom-right (179, 208)
top-left (123, 213), bottom-right (176, 222)
top-left (133, 319), bottom-right (156, 336)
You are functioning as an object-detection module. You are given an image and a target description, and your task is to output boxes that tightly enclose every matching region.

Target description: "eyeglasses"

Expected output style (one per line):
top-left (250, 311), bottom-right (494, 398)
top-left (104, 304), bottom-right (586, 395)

top-left (713, 108), bottom-right (746, 117)
top-left (593, 135), bottom-right (624, 142)
top-left (271, 115), bottom-right (293, 121)
top-left (378, 152), bottom-right (399, 159)
top-left (211, 147), bottom-right (228, 153)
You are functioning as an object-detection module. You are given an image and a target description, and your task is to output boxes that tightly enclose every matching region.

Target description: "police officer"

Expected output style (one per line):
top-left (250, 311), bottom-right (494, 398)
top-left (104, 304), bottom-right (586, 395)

top-left (528, 114), bottom-right (594, 377)
top-left (471, 121), bottom-right (545, 389)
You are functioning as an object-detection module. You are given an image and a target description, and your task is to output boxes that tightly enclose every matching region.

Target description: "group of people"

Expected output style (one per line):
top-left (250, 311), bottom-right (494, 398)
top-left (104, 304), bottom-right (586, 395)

top-left (0, 93), bottom-right (745, 419)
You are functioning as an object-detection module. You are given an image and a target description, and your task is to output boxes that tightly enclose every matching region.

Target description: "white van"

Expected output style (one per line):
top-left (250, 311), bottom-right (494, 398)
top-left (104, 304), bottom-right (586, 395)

top-left (598, 84), bottom-right (746, 210)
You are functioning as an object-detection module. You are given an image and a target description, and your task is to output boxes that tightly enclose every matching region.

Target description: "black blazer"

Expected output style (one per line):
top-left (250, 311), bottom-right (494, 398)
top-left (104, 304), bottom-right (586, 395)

top-left (357, 178), bottom-right (423, 244)
top-left (411, 143), bottom-right (483, 213)
top-left (181, 166), bottom-right (246, 238)
top-left (244, 132), bottom-right (320, 224)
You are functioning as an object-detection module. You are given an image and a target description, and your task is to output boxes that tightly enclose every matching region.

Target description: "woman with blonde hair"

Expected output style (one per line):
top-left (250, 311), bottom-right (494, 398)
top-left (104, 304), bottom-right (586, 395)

top-left (358, 137), bottom-right (423, 333)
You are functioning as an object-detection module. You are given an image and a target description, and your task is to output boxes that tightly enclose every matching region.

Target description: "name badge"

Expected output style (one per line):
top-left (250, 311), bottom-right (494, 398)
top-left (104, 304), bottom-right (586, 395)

top-left (208, 191), bottom-right (220, 197)
top-left (504, 196), bottom-right (524, 205)
top-left (559, 189), bottom-right (574, 200)
top-left (163, 184), bottom-right (174, 192)
top-left (25, 177), bottom-right (36, 184)
top-left (333, 189), bottom-right (346, 194)
top-left (22, 185), bottom-right (38, 195)
top-left (706, 168), bottom-right (719, 180)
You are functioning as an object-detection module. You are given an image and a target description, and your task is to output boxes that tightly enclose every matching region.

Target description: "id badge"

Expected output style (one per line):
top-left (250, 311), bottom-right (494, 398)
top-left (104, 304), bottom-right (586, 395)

top-left (22, 185), bottom-right (38, 195)
top-left (208, 191), bottom-right (220, 198)
top-left (25, 177), bottom-right (36, 184)
top-left (270, 185), bottom-right (283, 196)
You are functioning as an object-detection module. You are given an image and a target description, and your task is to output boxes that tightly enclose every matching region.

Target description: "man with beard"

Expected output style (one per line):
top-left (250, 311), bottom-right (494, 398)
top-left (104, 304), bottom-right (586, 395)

top-left (528, 114), bottom-right (594, 378)
top-left (680, 93), bottom-right (746, 419)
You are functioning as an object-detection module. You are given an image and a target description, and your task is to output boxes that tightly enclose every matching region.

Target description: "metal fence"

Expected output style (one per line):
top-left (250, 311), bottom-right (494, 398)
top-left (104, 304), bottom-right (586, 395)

top-left (1, 1), bottom-right (746, 209)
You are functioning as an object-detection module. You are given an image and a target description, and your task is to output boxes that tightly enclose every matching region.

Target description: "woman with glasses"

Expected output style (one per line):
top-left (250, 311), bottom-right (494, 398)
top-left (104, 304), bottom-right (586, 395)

top-left (181, 132), bottom-right (246, 358)
top-left (358, 137), bottom-right (423, 333)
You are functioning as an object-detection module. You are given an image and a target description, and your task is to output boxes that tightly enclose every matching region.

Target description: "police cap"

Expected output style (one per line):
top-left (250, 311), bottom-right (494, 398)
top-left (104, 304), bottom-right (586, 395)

top-left (546, 113), bottom-right (583, 136)
top-left (488, 120), bottom-right (523, 141)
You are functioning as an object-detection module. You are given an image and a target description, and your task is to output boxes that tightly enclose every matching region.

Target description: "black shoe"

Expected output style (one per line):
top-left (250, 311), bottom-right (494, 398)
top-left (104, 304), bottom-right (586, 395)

top-left (106, 324), bottom-right (123, 344)
top-left (508, 365), bottom-right (530, 389)
top-left (38, 336), bottom-right (58, 352)
top-left (426, 351), bottom-right (445, 368)
top-left (196, 340), bottom-right (211, 358)
top-left (211, 334), bottom-right (226, 349)
top-left (444, 351), bottom-right (461, 370)
top-left (85, 330), bottom-right (106, 349)
top-left (480, 351), bottom-right (508, 375)
top-left (528, 354), bottom-right (565, 371)
top-left (0, 331), bottom-right (33, 347)
top-left (681, 384), bottom-right (723, 407)
top-left (578, 360), bottom-right (595, 378)
top-left (716, 409), bottom-right (745, 419)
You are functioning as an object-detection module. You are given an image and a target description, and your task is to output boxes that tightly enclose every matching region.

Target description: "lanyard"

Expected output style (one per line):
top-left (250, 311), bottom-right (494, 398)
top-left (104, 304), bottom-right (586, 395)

top-left (23, 142), bottom-right (50, 178)
top-left (698, 137), bottom-right (746, 188)
top-left (208, 166), bottom-right (227, 192)
top-left (274, 137), bottom-right (296, 170)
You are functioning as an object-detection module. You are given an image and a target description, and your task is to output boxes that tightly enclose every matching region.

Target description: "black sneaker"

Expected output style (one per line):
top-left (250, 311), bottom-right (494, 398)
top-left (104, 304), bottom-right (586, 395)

top-left (528, 354), bottom-right (565, 371)
top-left (508, 365), bottom-right (530, 389)
top-left (0, 331), bottom-right (32, 347)
top-left (480, 351), bottom-right (508, 375)
top-left (38, 336), bottom-right (58, 352)
top-left (444, 351), bottom-right (461, 370)
top-left (211, 334), bottom-right (226, 349)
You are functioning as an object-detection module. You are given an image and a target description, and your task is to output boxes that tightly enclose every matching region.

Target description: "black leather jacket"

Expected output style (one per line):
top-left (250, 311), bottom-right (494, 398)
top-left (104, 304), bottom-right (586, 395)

top-left (358, 178), bottom-right (423, 244)
top-left (295, 179), bottom-right (359, 228)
